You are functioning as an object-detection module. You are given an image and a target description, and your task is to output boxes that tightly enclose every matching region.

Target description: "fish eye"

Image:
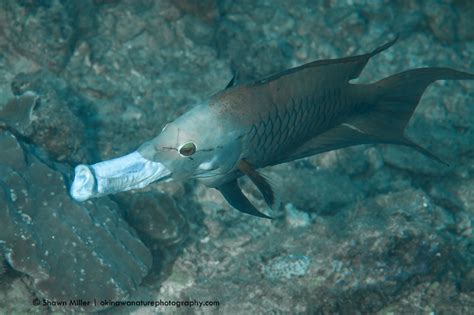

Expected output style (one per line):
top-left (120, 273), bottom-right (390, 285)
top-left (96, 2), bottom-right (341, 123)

top-left (178, 142), bottom-right (196, 157)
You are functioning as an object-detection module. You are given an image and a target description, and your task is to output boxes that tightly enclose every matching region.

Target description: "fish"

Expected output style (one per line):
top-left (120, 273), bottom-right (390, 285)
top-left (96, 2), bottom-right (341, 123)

top-left (70, 37), bottom-right (474, 218)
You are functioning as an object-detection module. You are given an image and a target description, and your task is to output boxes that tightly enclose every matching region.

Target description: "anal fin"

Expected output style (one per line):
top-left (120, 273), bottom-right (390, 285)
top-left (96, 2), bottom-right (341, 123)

top-left (216, 180), bottom-right (273, 219)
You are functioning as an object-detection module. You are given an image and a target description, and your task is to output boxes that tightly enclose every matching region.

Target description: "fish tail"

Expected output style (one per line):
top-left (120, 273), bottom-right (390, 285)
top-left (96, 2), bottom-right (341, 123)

top-left (357, 68), bottom-right (474, 165)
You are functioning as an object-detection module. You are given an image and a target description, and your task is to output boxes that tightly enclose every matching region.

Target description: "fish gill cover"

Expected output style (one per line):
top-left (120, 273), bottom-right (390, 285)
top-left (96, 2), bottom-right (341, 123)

top-left (0, 0), bottom-right (473, 313)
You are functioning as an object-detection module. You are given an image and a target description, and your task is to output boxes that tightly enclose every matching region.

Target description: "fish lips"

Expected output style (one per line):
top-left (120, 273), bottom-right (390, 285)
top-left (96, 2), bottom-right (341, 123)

top-left (70, 151), bottom-right (172, 201)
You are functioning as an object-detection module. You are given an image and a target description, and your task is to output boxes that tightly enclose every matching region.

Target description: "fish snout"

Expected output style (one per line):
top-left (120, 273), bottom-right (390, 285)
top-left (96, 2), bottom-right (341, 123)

top-left (70, 151), bottom-right (172, 201)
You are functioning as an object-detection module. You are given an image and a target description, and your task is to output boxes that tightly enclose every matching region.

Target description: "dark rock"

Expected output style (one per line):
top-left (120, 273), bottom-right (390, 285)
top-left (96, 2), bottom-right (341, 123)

top-left (268, 162), bottom-right (364, 216)
top-left (118, 191), bottom-right (188, 246)
top-left (1, 1), bottom-right (78, 72)
top-left (0, 92), bottom-right (40, 134)
top-left (0, 251), bottom-right (5, 278)
top-left (150, 189), bottom-right (466, 314)
top-left (6, 71), bottom-right (98, 164)
top-left (173, 0), bottom-right (218, 24)
top-left (57, 0), bottom-right (230, 159)
top-left (424, 2), bottom-right (458, 43)
top-left (456, 2), bottom-right (474, 40)
top-left (0, 131), bottom-right (152, 312)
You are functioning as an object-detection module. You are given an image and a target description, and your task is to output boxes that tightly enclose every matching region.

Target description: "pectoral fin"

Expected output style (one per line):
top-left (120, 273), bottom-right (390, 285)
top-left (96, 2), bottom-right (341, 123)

top-left (238, 159), bottom-right (275, 207)
top-left (216, 179), bottom-right (273, 219)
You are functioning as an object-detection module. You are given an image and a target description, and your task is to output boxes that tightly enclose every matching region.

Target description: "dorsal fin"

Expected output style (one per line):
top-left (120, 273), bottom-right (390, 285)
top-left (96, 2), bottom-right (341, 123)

top-left (270, 65), bottom-right (474, 167)
top-left (253, 35), bottom-right (399, 86)
top-left (225, 71), bottom-right (238, 89)
top-left (216, 179), bottom-right (273, 219)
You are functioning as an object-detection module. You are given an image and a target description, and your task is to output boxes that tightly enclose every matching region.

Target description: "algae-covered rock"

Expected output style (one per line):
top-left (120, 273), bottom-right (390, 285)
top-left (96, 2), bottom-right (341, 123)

top-left (0, 131), bottom-right (152, 312)
top-left (263, 254), bottom-right (310, 280)
top-left (6, 71), bottom-right (99, 164)
top-left (0, 91), bottom-right (89, 164)
top-left (0, 0), bottom-right (97, 73)
top-left (148, 189), bottom-right (467, 314)
top-left (117, 191), bottom-right (189, 246)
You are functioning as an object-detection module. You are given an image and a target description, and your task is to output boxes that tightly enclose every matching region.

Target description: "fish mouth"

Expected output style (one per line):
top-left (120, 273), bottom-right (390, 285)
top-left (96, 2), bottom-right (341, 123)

top-left (70, 151), bottom-right (171, 201)
top-left (194, 168), bottom-right (230, 179)
top-left (194, 172), bottom-right (220, 179)
top-left (194, 158), bottom-right (240, 180)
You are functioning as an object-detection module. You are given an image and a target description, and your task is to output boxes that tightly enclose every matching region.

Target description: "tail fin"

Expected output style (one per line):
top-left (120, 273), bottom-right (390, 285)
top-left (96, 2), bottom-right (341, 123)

top-left (351, 67), bottom-right (474, 165)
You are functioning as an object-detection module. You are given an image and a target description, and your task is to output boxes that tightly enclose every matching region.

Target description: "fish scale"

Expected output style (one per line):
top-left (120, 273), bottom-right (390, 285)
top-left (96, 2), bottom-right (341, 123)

top-left (248, 86), bottom-right (349, 167)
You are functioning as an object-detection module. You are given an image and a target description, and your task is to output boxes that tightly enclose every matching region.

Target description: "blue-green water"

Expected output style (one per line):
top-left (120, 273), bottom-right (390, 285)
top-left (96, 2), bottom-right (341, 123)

top-left (0, 1), bottom-right (473, 313)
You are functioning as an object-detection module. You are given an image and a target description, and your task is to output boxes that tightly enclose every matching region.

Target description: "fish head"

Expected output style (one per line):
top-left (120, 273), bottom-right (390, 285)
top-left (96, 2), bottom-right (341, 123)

top-left (138, 104), bottom-right (243, 185)
top-left (70, 104), bottom-right (243, 201)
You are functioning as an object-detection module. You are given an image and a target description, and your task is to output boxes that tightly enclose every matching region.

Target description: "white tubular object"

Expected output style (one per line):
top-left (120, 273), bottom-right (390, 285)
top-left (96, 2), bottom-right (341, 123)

top-left (70, 151), bottom-right (171, 201)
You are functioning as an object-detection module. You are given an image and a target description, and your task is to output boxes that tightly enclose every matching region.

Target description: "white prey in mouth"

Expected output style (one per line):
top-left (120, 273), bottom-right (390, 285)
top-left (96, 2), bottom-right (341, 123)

top-left (70, 151), bottom-right (171, 201)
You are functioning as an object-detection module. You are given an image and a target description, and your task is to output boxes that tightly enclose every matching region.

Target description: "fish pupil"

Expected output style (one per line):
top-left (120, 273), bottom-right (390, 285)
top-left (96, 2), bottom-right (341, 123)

top-left (179, 142), bottom-right (196, 156)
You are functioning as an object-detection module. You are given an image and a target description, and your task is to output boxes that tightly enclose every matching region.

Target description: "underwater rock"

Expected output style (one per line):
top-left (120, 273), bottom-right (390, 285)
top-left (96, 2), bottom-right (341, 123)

top-left (456, 3), bottom-right (474, 41)
top-left (0, 92), bottom-right (39, 134)
top-left (0, 89), bottom-right (87, 164)
top-left (284, 203), bottom-right (312, 228)
top-left (0, 131), bottom-right (152, 312)
top-left (270, 164), bottom-right (363, 216)
top-left (0, 277), bottom-right (37, 314)
top-left (4, 71), bottom-right (96, 164)
top-left (263, 254), bottom-right (310, 280)
top-left (173, 0), bottom-right (218, 24)
top-left (0, 250), bottom-right (5, 278)
top-left (424, 2), bottom-right (458, 44)
top-left (117, 191), bottom-right (189, 246)
top-left (0, 1), bottom-right (97, 73)
top-left (55, 0), bottom-right (231, 159)
top-left (150, 189), bottom-right (467, 314)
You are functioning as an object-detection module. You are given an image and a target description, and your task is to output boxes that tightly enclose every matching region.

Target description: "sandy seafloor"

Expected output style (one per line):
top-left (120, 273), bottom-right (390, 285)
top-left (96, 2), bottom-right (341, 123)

top-left (0, 0), bottom-right (473, 314)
